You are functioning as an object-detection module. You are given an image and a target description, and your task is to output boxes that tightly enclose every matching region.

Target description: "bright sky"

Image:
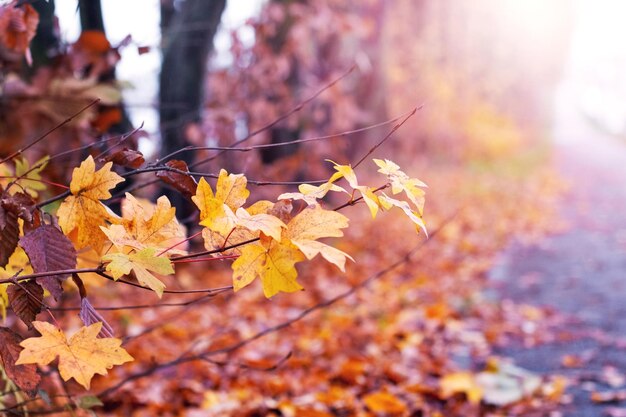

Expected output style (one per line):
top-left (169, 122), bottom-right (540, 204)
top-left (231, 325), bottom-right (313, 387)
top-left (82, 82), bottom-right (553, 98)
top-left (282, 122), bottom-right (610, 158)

top-left (54, 1), bottom-right (626, 142)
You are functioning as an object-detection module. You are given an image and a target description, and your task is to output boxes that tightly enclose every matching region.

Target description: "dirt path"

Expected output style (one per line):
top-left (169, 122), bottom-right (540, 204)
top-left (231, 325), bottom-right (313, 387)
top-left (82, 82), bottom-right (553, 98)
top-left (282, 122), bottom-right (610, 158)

top-left (490, 84), bottom-right (626, 416)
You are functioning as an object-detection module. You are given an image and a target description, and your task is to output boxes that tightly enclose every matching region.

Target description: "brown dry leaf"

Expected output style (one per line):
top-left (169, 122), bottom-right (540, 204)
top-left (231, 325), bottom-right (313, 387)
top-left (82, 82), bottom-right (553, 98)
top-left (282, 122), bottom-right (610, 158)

top-left (155, 160), bottom-right (197, 199)
top-left (16, 321), bottom-right (133, 389)
top-left (0, 204), bottom-right (19, 268)
top-left (7, 280), bottom-right (43, 328)
top-left (0, 326), bottom-right (40, 396)
top-left (103, 147), bottom-right (144, 169)
top-left (19, 224), bottom-right (77, 299)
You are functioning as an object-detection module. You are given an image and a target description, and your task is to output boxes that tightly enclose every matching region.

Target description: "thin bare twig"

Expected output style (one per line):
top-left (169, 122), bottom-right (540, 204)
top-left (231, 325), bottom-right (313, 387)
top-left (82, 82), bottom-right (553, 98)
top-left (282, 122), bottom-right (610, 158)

top-left (0, 99), bottom-right (100, 166)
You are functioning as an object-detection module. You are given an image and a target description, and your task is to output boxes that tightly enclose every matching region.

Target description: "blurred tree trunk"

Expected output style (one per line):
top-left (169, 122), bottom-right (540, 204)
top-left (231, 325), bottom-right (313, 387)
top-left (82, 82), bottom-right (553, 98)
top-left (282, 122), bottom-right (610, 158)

top-left (78, 0), bottom-right (133, 134)
top-left (78, 0), bottom-right (105, 31)
top-left (27, 0), bottom-right (58, 74)
top-left (259, 0), bottom-right (302, 165)
top-left (159, 0), bottom-right (226, 220)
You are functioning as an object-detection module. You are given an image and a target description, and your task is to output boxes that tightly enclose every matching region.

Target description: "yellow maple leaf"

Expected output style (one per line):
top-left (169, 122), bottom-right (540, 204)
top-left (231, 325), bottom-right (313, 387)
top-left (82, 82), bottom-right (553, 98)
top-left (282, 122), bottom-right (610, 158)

top-left (234, 207), bottom-right (285, 241)
top-left (16, 321), bottom-right (133, 389)
top-left (198, 200), bottom-right (276, 256)
top-left (232, 239), bottom-right (304, 298)
top-left (287, 205), bottom-right (349, 241)
top-left (328, 160), bottom-right (359, 188)
top-left (285, 205), bottom-right (353, 270)
top-left (57, 156), bottom-right (124, 251)
top-left (192, 177), bottom-right (234, 234)
top-left (215, 169), bottom-right (250, 210)
top-left (379, 193), bottom-right (427, 235)
top-left (102, 247), bottom-right (174, 297)
top-left (278, 181), bottom-right (348, 206)
top-left (101, 194), bottom-right (187, 255)
top-left (374, 158), bottom-right (427, 214)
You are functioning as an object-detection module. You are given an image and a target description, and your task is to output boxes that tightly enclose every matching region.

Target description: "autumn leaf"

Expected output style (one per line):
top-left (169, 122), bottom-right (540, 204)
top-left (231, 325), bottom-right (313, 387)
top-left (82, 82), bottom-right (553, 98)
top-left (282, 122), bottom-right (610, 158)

top-left (232, 239), bottom-right (305, 298)
top-left (79, 298), bottom-right (114, 338)
top-left (234, 207), bottom-right (286, 241)
top-left (215, 169), bottom-right (250, 210)
top-left (440, 372), bottom-right (483, 404)
top-left (16, 321), bottom-right (133, 389)
top-left (327, 160), bottom-right (381, 218)
top-left (192, 177), bottom-right (233, 234)
top-left (12, 156), bottom-right (49, 197)
top-left (374, 158), bottom-right (427, 214)
top-left (20, 224), bottom-right (77, 299)
top-left (57, 156), bottom-right (124, 251)
top-left (7, 281), bottom-right (43, 328)
top-left (102, 247), bottom-right (174, 298)
top-left (101, 193), bottom-right (187, 255)
top-left (103, 147), bottom-right (145, 169)
top-left (155, 160), bottom-right (197, 198)
top-left (0, 204), bottom-right (19, 268)
top-left (328, 160), bottom-right (358, 188)
top-left (0, 327), bottom-right (41, 396)
top-left (194, 175), bottom-right (262, 252)
top-left (363, 390), bottom-right (408, 414)
top-left (378, 193), bottom-right (427, 235)
top-left (0, 247), bottom-right (33, 320)
top-left (286, 205), bottom-right (353, 271)
top-left (278, 181), bottom-right (347, 206)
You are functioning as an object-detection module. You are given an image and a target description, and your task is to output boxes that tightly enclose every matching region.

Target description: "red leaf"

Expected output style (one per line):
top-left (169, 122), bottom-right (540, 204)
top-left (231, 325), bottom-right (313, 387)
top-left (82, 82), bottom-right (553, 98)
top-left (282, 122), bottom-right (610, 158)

top-left (0, 327), bottom-right (40, 396)
top-left (156, 160), bottom-right (198, 199)
top-left (7, 281), bottom-right (43, 328)
top-left (19, 225), bottom-right (77, 300)
top-left (103, 147), bottom-right (145, 169)
top-left (0, 205), bottom-right (19, 268)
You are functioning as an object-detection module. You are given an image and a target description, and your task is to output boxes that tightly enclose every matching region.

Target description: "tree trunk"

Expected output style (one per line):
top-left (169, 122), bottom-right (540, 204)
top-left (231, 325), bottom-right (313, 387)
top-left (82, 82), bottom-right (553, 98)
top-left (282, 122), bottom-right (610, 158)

top-left (159, 0), bottom-right (226, 220)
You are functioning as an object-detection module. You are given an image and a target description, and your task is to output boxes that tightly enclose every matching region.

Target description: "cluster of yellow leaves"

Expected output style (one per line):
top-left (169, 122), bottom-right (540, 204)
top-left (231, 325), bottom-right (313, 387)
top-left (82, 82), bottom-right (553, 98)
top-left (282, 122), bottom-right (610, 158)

top-left (16, 321), bottom-right (132, 389)
top-left (193, 160), bottom-right (426, 298)
top-left (55, 157), bottom-right (183, 298)
top-left (99, 194), bottom-right (186, 297)
top-left (279, 159), bottom-right (427, 234)
top-left (192, 169), bottom-right (353, 298)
